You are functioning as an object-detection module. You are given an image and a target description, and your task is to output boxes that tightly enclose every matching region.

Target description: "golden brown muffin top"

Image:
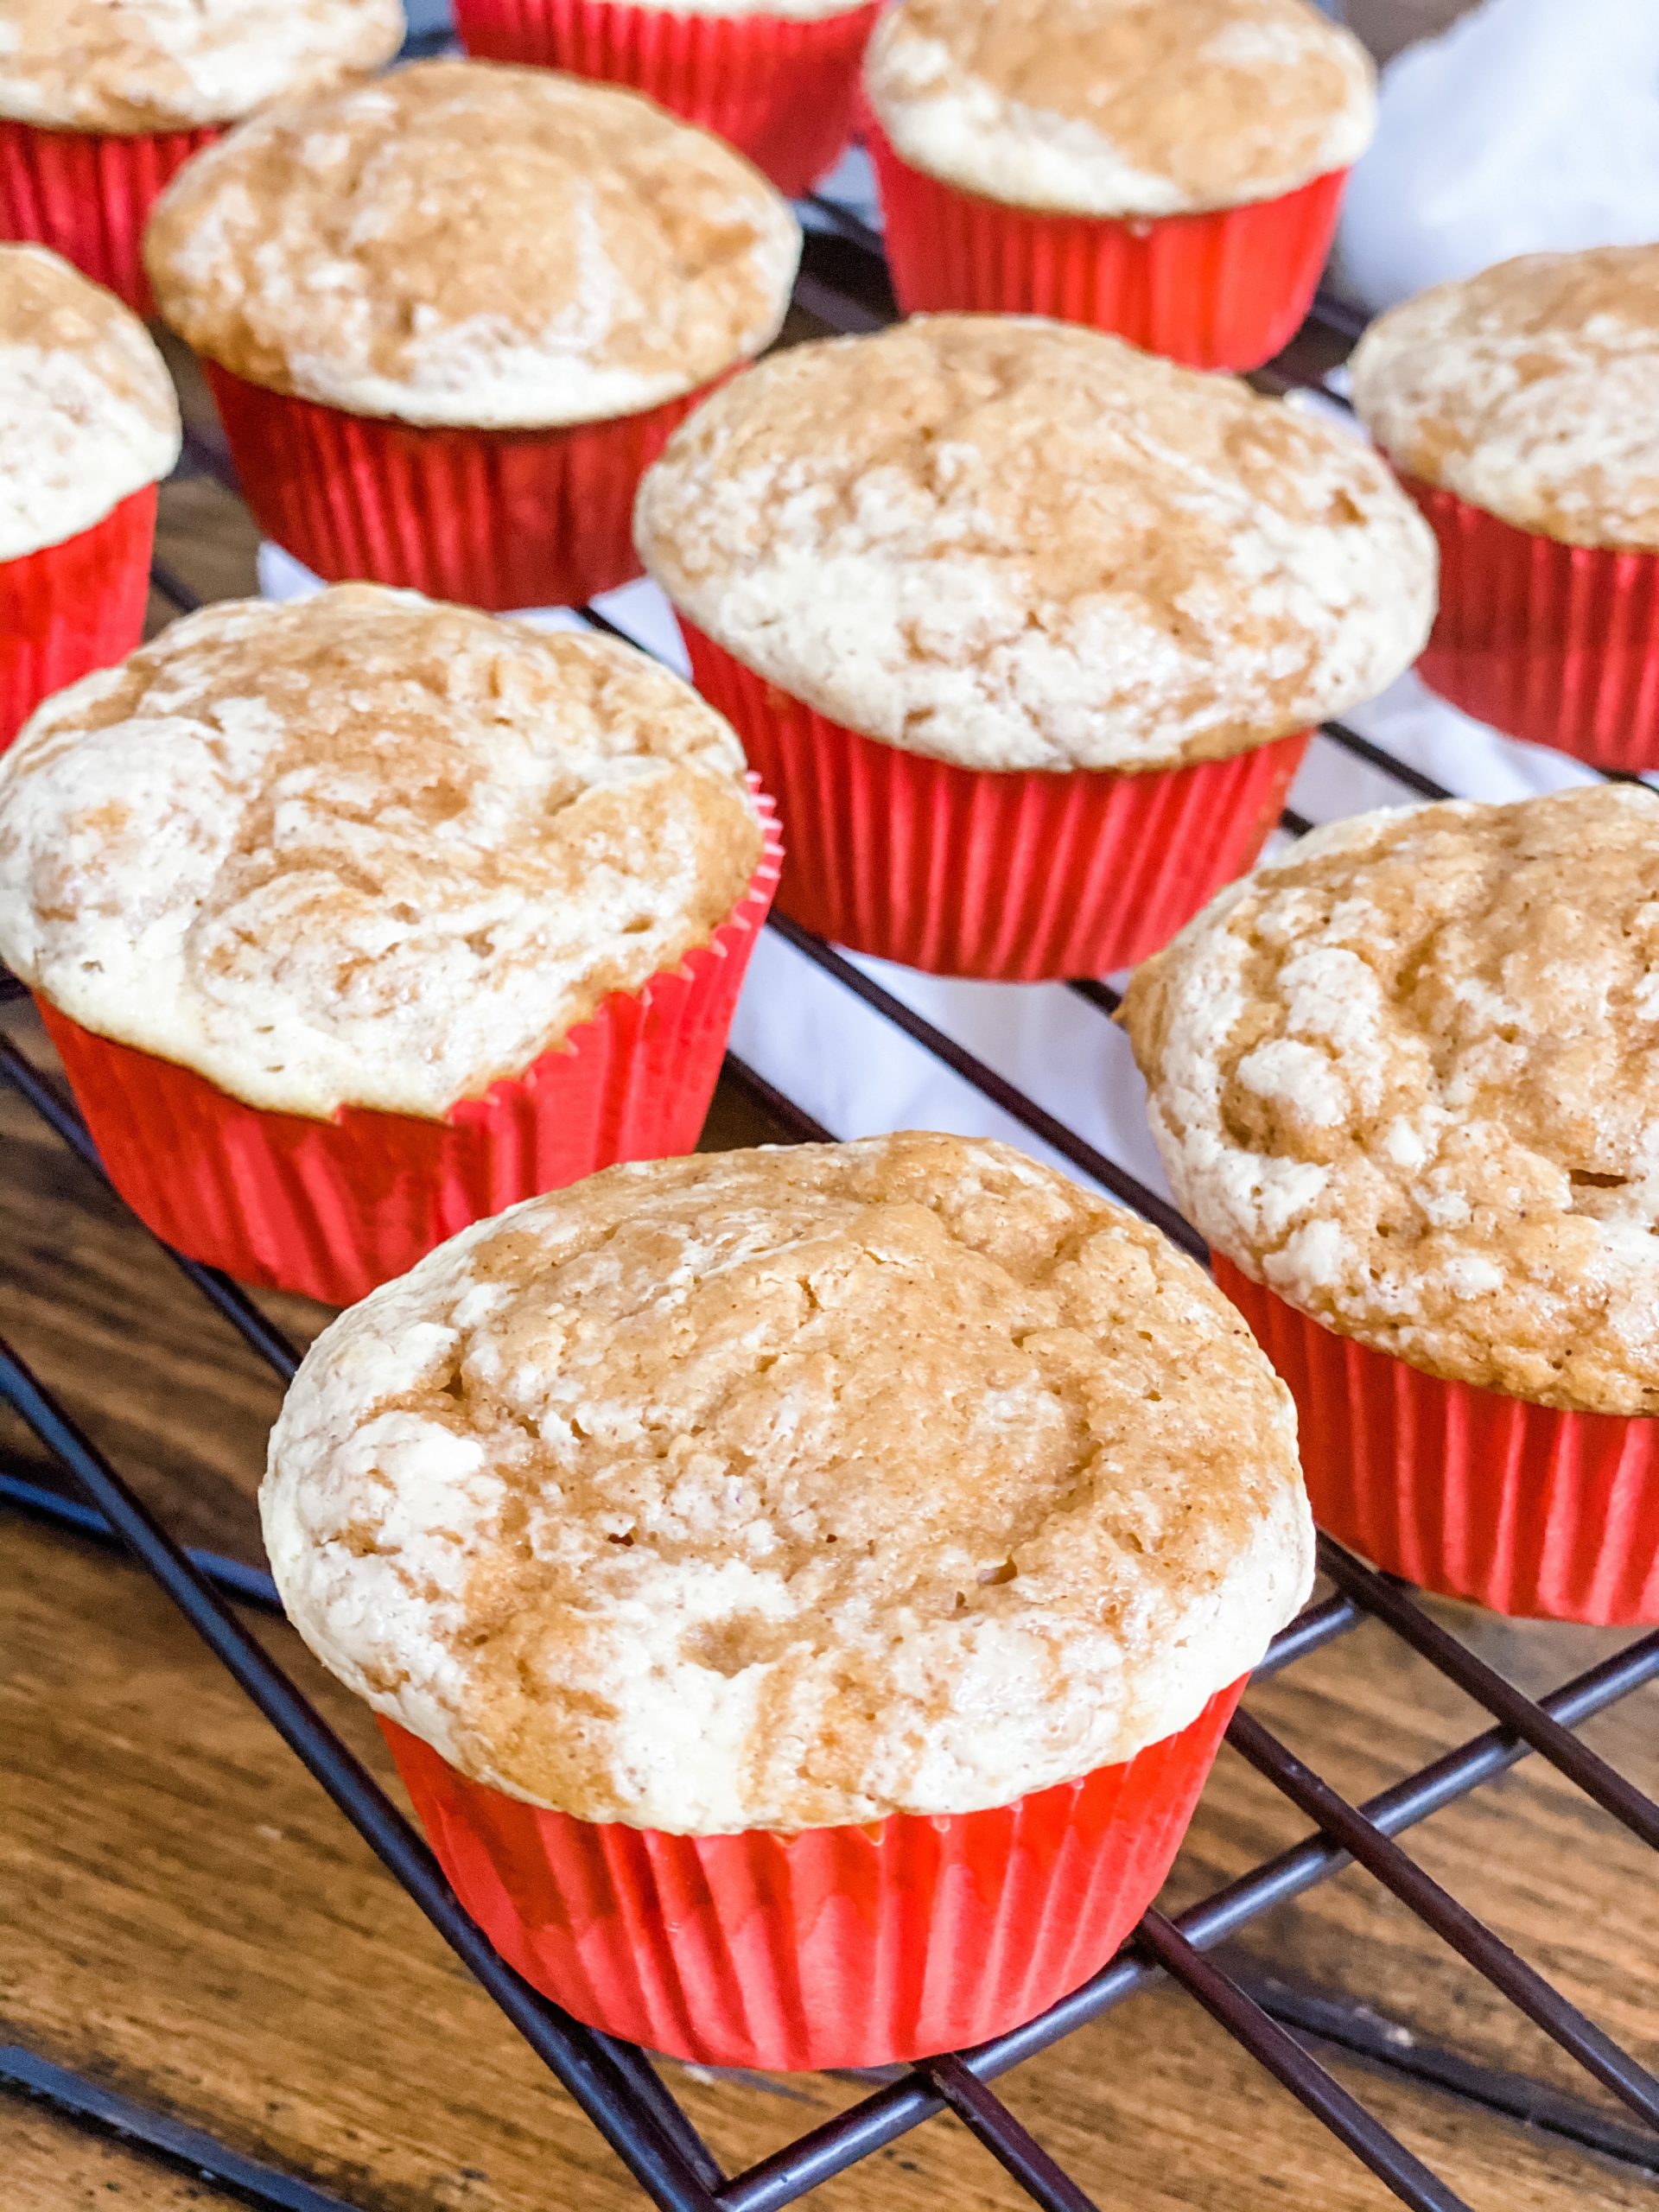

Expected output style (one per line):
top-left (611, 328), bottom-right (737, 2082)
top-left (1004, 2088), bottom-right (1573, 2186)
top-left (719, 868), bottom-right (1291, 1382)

top-left (866, 0), bottom-right (1375, 216)
top-left (0, 244), bottom-right (180, 560)
top-left (0, 0), bottom-right (404, 134)
top-left (1122, 785), bottom-right (1659, 1413)
top-left (1351, 246), bottom-right (1659, 550)
top-left (0, 585), bottom-right (763, 1118)
top-left (144, 60), bottom-right (801, 427)
top-left (262, 1134), bottom-right (1312, 1830)
top-left (637, 316), bottom-right (1437, 772)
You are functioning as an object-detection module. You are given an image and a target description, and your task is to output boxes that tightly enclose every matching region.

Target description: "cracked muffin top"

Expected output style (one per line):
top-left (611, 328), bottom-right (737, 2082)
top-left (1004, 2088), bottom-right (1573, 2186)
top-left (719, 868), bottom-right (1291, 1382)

top-left (636, 315), bottom-right (1436, 773)
top-left (1122, 784), bottom-right (1659, 1414)
top-left (1351, 246), bottom-right (1659, 551)
top-left (0, 585), bottom-right (764, 1119)
top-left (143, 59), bottom-right (801, 428)
top-left (864, 0), bottom-right (1374, 218)
top-left (0, 244), bottom-right (180, 561)
top-left (262, 1133), bottom-right (1311, 1832)
top-left (0, 0), bottom-right (404, 133)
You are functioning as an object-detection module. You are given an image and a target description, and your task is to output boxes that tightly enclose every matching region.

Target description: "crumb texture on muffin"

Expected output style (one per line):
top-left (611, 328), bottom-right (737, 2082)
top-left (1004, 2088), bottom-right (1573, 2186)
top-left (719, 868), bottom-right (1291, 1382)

top-left (262, 1133), bottom-right (1311, 1831)
top-left (0, 585), bottom-right (762, 1117)
top-left (0, 0), bottom-right (404, 133)
top-left (638, 316), bottom-right (1435, 772)
top-left (1351, 247), bottom-right (1659, 551)
top-left (0, 245), bottom-right (181, 561)
top-left (143, 59), bottom-right (802, 428)
top-left (865, 0), bottom-right (1374, 217)
top-left (1122, 785), bottom-right (1659, 1414)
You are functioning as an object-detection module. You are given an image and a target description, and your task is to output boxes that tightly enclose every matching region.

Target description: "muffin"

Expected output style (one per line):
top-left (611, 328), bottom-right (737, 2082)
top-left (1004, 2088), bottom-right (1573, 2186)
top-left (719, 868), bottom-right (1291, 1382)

top-left (635, 315), bottom-right (1436, 980)
top-left (143, 60), bottom-right (801, 611)
top-left (0, 585), bottom-right (777, 1304)
top-left (863, 0), bottom-right (1376, 372)
top-left (0, 0), bottom-right (404, 313)
top-left (0, 246), bottom-right (180, 753)
top-left (262, 1131), bottom-right (1313, 2068)
top-left (452, 0), bottom-right (880, 199)
top-left (1351, 246), bottom-right (1659, 770)
top-left (1122, 784), bottom-right (1659, 1626)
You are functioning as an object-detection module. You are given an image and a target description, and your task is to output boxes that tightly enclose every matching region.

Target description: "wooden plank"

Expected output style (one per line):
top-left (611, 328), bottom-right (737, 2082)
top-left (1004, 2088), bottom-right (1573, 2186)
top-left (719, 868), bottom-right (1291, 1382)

top-left (2, 2101), bottom-right (234, 2211)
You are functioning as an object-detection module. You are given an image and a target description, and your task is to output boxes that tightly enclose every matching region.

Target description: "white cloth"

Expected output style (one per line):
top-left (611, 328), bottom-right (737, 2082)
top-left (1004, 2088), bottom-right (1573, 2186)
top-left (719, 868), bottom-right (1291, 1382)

top-left (1336, 0), bottom-right (1659, 315)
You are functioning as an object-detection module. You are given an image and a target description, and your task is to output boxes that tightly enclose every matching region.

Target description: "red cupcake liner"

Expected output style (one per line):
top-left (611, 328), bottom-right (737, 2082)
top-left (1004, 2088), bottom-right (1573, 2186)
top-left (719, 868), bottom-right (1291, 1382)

top-left (1216, 1260), bottom-right (1659, 1626)
top-left (202, 360), bottom-right (719, 613)
top-left (681, 622), bottom-right (1307, 978)
top-left (1400, 474), bottom-right (1659, 771)
top-left (37, 793), bottom-right (780, 1306)
top-left (0, 486), bottom-right (157, 753)
top-left (453, 0), bottom-right (880, 198)
top-left (868, 126), bottom-right (1350, 374)
top-left (0, 118), bottom-right (218, 315)
top-left (382, 1678), bottom-right (1241, 2071)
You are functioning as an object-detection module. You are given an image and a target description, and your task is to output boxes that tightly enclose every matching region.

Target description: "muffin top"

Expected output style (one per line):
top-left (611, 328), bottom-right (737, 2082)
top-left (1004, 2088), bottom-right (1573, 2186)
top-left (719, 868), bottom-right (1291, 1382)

top-left (0, 245), bottom-right (181, 562)
top-left (865, 0), bottom-right (1375, 217)
top-left (262, 1133), bottom-right (1311, 1831)
top-left (143, 60), bottom-right (802, 429)
top-left (637, 316), bottom-right (1436, 774)
top-left (1351, 246), bottom-right (1659, 552)
top-left (0, 0), bottom-right (404, 134)
top-left (0, 586), bottom-right (764, 1120)
top-left (1122, 785), bottom-right (1659, 1415)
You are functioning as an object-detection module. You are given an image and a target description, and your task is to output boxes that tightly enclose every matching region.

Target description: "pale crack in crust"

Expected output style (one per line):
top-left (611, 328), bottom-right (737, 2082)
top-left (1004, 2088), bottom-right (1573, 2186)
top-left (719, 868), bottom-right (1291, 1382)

top-left (262, 1134), bottom-right (1312, 1831)
top-left (1122, 785), bottom-right (1659, 1413)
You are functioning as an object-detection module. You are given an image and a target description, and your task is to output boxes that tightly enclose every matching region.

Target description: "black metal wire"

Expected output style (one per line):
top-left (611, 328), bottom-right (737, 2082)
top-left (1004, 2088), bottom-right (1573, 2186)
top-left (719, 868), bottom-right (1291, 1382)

top-left (1317, 1535), bottom-right (1659, 1847)
top-left (1227, 1711), bottom-right (1659, 2131)
top-left (1135, 1912), bottom-right (1473, 2212)
top-left (0, 1338), bottom-right (726, 2212)
top-left (766, 912), bottom-right (1209, 1259)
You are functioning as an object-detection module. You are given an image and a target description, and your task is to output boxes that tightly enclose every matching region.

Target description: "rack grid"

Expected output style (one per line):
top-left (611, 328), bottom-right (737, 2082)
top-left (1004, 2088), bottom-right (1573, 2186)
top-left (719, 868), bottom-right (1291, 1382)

top-left (3, 112), bottom-right (1657, 2212)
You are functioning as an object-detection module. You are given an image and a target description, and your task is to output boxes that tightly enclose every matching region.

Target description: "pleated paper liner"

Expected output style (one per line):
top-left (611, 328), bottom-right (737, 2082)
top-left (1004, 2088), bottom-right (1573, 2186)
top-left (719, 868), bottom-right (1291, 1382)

top-left (201, 361), bottom-right (716, 613)
top-left (381, 1679), bottom-right (1241, 2071)
top-left (1399, 473), bottom-right (1659, 770)
top-left (866, 126), bottom-right (1350, 375)
top-left (0, 119), bottom-right (217, 315)
top-left (452, 0), bottom-right (880, 198)
top-left (1216, 1260), bottom-right (1659, 1626)
top-left (681, 622), bottom-right (1307, 980)
top-left (0, 486), bottom-right (157, 753)
top-left (36, 796), bottom-right (780, 1306)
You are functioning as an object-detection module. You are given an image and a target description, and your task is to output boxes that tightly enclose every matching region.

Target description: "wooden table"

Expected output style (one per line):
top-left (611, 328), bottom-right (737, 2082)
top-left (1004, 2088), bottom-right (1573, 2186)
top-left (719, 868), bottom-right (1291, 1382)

top-left (4, 327), bottom-right (1656, 2212)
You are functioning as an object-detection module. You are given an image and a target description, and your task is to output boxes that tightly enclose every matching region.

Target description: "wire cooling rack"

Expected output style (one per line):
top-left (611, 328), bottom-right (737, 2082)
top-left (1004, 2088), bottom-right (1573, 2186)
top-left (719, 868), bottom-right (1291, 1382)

top-left (3, 124), bottom-right (1659, 2212)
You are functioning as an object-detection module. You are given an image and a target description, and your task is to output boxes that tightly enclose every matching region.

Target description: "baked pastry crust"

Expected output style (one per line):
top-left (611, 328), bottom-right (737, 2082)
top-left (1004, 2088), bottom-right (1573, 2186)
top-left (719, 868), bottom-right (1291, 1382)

top-left (0, 585), bottom-right (762, 1119)
top-left (0, 0), bottom-right (404, 135)
top-left (143, 59), bottom-right (802, 429)
top-left (1351, 246), bottom-right (1659, 551)
top-left (263, 1133), bottom-right (1311, 1831)
top-left (1122, 785), bottom-right (1659, 1414)
top-left (637, 315), bottom-right (1436, 773)
top-left (864, 0), bottom-right (1374, 218)
top-left (0, 245), bottom-right (180, 561)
